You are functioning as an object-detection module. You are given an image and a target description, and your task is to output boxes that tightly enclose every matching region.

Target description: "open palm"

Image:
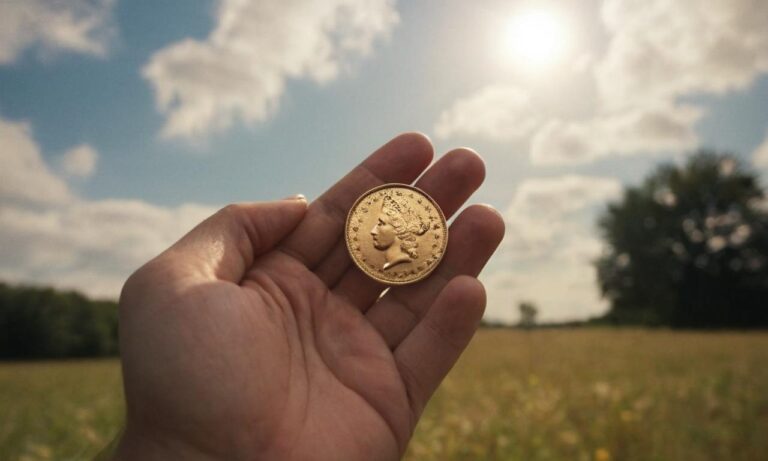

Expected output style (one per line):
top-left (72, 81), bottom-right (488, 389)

top-left (114, 133), bottom-right (505, 461)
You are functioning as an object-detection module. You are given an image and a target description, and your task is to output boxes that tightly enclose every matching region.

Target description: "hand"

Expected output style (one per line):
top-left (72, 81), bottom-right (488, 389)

top-left (114, 133), bottom-right (505, 461)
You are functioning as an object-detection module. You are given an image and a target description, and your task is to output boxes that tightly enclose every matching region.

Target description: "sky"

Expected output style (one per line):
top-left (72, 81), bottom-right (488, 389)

top-left (1, 0), bottom-right (767, 323)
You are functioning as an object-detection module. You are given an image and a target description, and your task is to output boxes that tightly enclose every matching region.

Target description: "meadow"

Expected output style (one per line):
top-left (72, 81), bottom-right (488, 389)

top-left (1, 329), bottom-right (767, 460)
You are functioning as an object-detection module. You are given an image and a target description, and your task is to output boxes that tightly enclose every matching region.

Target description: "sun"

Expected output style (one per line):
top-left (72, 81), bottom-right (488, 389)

top-left (502, 8), bottom-right (569, 69)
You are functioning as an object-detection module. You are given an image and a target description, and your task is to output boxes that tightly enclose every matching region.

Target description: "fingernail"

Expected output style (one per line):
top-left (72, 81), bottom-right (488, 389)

top-left (282, 193), bottom-right (307, 202)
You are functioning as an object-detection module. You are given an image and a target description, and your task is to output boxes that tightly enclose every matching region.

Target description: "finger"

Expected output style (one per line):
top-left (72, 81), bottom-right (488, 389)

top-left (160, 198), bottom-right (308, 282)
top-left (279, 133), bottom-right (433, 269)
top-left (328, 148), bottom-right (486, 301)
top-left (394, 275), bottom-right (486, 421)
top-left (318, 147), bottom-right (485, 288)
top-left (367, 204), bottom-right (504, 348)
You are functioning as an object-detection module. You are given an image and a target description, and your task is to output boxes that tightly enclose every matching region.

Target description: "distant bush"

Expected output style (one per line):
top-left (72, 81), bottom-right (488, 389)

top-left (0, 282), bottom-right (118, 359)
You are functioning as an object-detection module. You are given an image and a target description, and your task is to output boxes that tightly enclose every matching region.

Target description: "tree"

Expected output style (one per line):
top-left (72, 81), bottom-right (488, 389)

top-left (596, 151), bottom-right (768, 328)
top-left (0, 282), bottom-right (119, 359)
top-left (518, 301), bottom-right (538, 329)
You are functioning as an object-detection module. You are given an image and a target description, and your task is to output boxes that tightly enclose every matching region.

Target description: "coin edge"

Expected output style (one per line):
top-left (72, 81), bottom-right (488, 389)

top-left (344, 183), bottom-right (449, 286)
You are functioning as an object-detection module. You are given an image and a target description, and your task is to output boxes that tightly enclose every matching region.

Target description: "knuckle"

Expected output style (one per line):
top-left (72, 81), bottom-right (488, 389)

top-left (219, 203), bottom-right (244, 219)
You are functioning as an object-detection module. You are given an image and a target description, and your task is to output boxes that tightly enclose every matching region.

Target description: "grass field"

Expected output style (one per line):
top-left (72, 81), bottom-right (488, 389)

top-left (1, 329), bottom-right (767, 460)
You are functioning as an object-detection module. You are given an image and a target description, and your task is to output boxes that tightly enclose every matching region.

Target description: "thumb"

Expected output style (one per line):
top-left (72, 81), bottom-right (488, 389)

top-left (164, 196), bottom-right (308, 282)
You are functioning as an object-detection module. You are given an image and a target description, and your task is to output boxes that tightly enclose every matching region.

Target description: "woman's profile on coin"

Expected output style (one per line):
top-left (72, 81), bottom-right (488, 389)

top-left (371, 192), bottom-right (430, 270)
top-left (346, 183), bottom-right (447, 285)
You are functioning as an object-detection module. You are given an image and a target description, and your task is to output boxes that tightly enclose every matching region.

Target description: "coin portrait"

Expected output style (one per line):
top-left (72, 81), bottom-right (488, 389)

top-left (345, 184), bottom-right (448, 285)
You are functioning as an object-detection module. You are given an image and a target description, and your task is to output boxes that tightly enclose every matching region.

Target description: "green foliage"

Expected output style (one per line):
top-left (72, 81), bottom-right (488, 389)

top-left (596, 151), bottom-right (768, 327)
top-left (0, 282), bottom-right (119, 359)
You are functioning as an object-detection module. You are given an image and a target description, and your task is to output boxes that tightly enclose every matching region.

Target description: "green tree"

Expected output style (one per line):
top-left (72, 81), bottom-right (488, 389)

top-left (0, 282), bottom-right (119, 359)
top-left (518, 301), bottom-right (538, 329)
top-left (596, 151), bottom-right (768, 328)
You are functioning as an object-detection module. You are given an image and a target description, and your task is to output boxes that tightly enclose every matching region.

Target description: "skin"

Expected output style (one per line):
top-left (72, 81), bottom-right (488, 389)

top-left (113, 133), bottom-right (505, 461)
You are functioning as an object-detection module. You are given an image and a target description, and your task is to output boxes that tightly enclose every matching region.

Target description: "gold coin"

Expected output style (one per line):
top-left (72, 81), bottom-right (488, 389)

top-left (345, 183), bottom-right (448, 285)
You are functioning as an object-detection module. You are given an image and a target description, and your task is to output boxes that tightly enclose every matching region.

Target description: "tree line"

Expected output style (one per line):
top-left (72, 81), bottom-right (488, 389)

top-left (596, 151), bottom-right (768, 328)
top-left (0, 282), bottom-right (118, 359)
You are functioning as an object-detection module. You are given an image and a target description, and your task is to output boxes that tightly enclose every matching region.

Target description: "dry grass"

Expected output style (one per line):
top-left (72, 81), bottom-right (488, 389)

top-left (406, 329), bottom-right (768, 461)
top-left (1, 329), bottom-right (767, 460)
top-left (0, 360), bottom-right (123, 460)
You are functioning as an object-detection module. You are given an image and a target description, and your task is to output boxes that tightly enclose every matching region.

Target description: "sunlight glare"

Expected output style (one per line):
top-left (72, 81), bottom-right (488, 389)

top-left (503, 8), bottom-right (569, 69)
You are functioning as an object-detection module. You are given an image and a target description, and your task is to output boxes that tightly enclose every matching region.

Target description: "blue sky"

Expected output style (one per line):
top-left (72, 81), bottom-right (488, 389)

top-left (1, 0), bottom-right (767, 322)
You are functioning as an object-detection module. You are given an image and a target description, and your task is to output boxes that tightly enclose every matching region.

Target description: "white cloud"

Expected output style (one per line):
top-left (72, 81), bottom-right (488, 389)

top-left (0, 114), bottom-right (217, 299)
top-left (597, 0), bottom-right (768, 108)
top-left (0, 118), bottom-right (73, 207)
top-left (502, 175), bottom-right (621, 258)
top-left (483, 258), bottom-right (609, 324)
top-left (0, 200), bottom-right (216, 299)
top-left (530, 103), bottom-right (703, 165)
top-left (434, 0), bottom-right (768, 166)
top-left (506, 175), bottom-right (621, 220)
top-left (143, 0), bottom-right (399, 140)
top-left (752, 129), bottom-right (768, 168)
top-left (434, 85), bottom-right (541, 141)
top-left (61, 144), bottom-right (98, 178)
top-left (483, 175), bottom-right (620, 322)
top-left (0, 0), bottom-right (115, 64)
